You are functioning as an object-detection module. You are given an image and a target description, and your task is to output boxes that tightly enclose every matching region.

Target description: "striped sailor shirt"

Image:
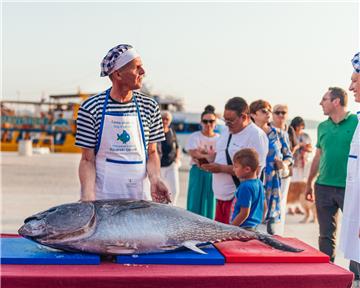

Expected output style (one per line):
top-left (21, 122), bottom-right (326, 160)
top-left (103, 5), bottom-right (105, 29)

top-left (75, 90), bottom-right (165, 150)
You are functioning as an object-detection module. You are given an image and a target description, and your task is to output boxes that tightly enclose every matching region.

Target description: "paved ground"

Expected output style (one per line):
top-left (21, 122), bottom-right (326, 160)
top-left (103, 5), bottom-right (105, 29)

top-left (1, 152), bottom-right (349, 271)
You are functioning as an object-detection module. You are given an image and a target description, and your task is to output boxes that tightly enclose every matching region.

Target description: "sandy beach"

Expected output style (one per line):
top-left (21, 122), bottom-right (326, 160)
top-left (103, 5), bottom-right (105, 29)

top-left (1, 152), bottom-right (349, 271)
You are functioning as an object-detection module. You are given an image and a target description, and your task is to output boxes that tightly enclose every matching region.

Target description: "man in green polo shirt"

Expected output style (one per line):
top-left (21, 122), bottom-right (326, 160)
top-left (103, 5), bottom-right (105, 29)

top-left (306, 87), bottom-right (358, 263)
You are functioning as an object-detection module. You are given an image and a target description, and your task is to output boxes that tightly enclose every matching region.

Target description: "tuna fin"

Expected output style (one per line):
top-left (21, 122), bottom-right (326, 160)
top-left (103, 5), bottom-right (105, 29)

top-left (182, 241), bottom-right (207, 254)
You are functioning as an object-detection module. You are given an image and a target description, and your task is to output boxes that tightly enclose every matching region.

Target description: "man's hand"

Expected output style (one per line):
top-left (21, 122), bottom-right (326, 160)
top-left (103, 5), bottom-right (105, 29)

top-left (147, 143), bottom-right (171, 204)
top-left (305, 148), bottom-right (321, 203)
top-left (150, 177), bottom-right (171, 204)
top-left (201, 163), bottom-right (223, 173)
top-left (305, 184), bottom-right (315, 202)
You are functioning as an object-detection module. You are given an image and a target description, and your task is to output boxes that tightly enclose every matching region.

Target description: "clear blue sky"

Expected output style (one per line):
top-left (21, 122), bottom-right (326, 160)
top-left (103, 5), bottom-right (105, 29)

top-left (2, 2), bottom-right (359, 121)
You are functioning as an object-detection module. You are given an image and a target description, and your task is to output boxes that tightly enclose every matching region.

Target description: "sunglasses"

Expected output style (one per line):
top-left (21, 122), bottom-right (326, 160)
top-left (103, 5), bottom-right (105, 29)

top-left (259, 108), bottom-right (271, 114)
top-left (274, 111), bottom-right (287, 116)
top-left (202, 119), bottom-right (215, 124)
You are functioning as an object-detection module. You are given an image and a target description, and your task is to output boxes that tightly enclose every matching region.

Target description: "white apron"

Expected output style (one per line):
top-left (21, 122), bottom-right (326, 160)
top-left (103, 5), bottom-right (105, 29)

top-left (95, 89), bottom-right (150, 200)
top-left (340, 111), bottom-right (360, 263)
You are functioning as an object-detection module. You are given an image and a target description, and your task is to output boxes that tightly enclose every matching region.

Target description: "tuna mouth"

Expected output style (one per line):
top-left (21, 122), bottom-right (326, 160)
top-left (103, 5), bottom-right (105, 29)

top-left (18, 220), bottom-right (48, 239)
top-left (18, 208), bottom-right (56, 239)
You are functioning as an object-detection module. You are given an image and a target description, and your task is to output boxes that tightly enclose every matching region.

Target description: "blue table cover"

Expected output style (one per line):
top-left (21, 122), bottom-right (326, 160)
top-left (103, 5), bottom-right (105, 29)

top-left (116, 244), bottom-right (225, 265)
top-left (1, 238), bottom-right (100, 265)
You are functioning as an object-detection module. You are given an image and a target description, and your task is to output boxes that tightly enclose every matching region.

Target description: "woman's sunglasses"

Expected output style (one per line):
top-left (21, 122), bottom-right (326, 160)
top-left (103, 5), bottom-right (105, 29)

top-left (274, 111), bottom-right (287, 116)
top-left (202, 119), bottom-right (215, 124)
top-left (259, 108), bottom-right (271, 114)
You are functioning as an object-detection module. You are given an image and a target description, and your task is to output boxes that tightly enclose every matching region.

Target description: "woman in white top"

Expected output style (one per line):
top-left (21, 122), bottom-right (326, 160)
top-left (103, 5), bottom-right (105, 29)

top-left (185, 105), bottom-right (220, 219)
top-left (289, 116), bottom-right (313, 182)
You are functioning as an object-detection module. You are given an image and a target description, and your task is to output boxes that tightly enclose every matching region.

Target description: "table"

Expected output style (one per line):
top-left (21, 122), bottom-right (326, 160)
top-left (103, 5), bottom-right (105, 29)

top-left (1, 234), bottom-right (353, 288)
top-left (1, 260), bottom-right (353, 288)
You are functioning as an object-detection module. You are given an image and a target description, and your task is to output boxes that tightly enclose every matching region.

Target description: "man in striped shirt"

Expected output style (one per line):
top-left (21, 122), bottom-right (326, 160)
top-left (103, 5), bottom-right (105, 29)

top-left (75, 44), bottom-right (170, 203)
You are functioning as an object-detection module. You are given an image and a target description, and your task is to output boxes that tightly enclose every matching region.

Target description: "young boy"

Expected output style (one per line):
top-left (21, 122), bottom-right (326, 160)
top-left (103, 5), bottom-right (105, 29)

top-left (230, 148), bottom-right (265, 231)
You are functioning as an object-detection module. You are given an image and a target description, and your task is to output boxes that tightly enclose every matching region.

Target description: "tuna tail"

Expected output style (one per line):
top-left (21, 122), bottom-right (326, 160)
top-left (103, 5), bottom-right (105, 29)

top-left (256, 232), bottom-right (304, 253)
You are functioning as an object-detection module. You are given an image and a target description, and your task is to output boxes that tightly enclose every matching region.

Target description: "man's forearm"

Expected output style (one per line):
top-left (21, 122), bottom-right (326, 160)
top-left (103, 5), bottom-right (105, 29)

top-left (147, 148), bottom-right (161, 181)
top-left (79, 158), bottom-right (96, 201)
top-left (221, 164), bottom-right (235, 175)
top-left (307, 151), bottom-right (320, 186)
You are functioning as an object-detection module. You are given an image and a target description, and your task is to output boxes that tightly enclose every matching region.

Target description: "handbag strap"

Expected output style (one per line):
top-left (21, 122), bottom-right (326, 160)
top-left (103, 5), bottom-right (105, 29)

top-left (225, 134), bottom-right (241, 188)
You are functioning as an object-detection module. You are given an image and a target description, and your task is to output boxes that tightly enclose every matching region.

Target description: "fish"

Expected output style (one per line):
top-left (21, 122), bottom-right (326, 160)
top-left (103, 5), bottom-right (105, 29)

top-left (18, 199), bottom-right (303, 255)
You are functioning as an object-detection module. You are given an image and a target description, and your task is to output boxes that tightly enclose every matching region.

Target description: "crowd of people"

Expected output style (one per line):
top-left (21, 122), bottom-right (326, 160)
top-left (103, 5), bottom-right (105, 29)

top-left (74, 44), bottom-right (359, 283)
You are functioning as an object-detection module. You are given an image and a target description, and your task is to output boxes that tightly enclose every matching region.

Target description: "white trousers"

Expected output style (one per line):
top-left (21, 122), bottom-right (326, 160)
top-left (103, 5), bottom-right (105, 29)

top-left (272, 176), bottom-right (291, 236)
top-left (160, 162), bottom-right (180, 205)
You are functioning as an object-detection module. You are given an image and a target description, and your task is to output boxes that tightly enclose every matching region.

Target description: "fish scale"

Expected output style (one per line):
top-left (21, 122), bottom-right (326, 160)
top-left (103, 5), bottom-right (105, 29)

top-left (18, 199), bottom-right (303, 255)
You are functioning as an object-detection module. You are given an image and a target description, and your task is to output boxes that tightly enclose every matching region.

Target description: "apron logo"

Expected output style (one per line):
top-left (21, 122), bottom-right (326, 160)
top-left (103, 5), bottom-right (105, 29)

top-left (117, 130), bottom-right (131, 144)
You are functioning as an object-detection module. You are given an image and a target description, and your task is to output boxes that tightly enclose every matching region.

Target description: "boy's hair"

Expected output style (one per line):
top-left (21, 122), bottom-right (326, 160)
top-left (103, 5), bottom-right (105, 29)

top-left (233, 148), bottom-right (259, 172)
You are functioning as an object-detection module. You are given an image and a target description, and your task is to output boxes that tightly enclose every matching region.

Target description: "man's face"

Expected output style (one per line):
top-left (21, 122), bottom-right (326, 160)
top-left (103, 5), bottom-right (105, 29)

top-left (349, 72), bottom-right (360, 103)
top-left (320, 91), bottom-right (336, 116)
top-left (223, 109), bottom-right (246, 134)
top-left (115, 57), bottom-right (145, 90)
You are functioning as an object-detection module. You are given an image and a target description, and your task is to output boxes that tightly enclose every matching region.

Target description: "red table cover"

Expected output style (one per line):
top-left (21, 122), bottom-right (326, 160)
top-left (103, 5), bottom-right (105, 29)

top-left (1, 261), bottom-right (353, 288)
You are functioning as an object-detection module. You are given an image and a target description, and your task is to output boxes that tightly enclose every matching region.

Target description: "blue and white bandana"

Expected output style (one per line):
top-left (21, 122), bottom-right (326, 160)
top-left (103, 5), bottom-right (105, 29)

top-left (352, 52), bottom-right (360, 74)
top-left (100, 44), bottom-right (140, 77)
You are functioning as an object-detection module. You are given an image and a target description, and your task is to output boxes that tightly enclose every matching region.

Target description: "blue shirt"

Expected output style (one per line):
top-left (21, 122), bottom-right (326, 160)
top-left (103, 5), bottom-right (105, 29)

top-left (231, 178), bottom-right (265, 228)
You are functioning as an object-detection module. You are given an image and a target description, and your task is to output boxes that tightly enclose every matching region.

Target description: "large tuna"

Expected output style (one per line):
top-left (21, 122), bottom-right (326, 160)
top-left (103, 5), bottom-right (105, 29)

top-left (18, 199), bottom-right (303, 255)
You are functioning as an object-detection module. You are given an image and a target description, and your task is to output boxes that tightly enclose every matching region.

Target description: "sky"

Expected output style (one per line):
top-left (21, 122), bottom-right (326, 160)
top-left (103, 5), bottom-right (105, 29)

top-left (2, 1), bottom-right (359, 121)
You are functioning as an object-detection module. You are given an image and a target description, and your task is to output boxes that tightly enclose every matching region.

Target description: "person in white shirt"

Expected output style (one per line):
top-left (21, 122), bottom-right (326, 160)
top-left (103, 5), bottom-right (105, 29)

top-left (340, 52), bottom-right (360, 282)
top-left (185, 105), bottom-right (220, 219)
top-left (202, 97), bottom-right (268, 224)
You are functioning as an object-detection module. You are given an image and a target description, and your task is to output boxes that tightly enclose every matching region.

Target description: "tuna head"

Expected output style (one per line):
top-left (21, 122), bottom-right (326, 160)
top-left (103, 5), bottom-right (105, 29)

top-left (18, 202), bottom-right (96, 246)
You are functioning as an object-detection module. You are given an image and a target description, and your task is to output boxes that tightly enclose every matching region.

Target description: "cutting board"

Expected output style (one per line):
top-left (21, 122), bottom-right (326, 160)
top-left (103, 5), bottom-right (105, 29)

top-left (117, 244), bottom-right (225, 265)
top-left (215, 237), bottom-right (330, 263)
top-left (1, 238), bottom-right (100, 265)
